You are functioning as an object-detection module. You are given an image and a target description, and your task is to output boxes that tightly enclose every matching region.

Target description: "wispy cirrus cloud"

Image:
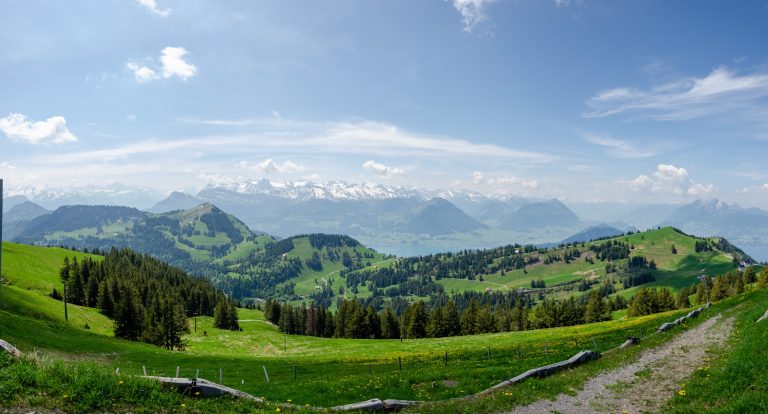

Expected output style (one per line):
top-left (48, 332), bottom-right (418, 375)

top-left (585, 66), bottom-right (768, 120)
top-left (581, 132), bottom-right (655, 158)
top-left (451, 0), bottom-right (496, 33)
top-left (21, 116), bottom-right (553, 192)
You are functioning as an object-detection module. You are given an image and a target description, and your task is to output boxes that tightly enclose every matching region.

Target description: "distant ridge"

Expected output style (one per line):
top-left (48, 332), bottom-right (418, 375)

top-left (561, 224), bottom-right (625, 244)
top-left (148, 191), bottom-right (202, 213)
top-left (403, 198), bottom-right (487, 236)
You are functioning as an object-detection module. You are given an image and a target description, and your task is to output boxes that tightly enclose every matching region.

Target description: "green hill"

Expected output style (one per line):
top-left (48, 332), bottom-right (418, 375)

top-left (339, 227), bottom-right (747, 306)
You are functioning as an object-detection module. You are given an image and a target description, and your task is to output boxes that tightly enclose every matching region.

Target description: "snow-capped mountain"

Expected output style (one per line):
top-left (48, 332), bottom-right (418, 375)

top-left (210, 179), bottom-right (428, 201)
top-left (6, 183), bottom-right (164, 210)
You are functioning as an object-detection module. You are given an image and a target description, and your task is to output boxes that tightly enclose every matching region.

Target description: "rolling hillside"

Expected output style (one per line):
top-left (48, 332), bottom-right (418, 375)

top-left (1, 241), bottom-right (739, 409)
top-left (338, 227), bottom-right (749, 306)
top-left (11, 203), bottom-right (273, 277)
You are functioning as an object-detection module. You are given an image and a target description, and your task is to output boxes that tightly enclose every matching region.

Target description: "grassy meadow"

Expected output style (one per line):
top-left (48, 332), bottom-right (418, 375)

top-left (0, 241), bottom-right (711, 407)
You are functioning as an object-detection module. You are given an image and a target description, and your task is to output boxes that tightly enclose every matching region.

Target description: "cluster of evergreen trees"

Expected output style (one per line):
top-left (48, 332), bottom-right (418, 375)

top-left (267, 286), bottom-right (629, 340)
top-left (56, 248), bottom-right (239, 349)
top-left (627, 266), bottom-right (767, 317)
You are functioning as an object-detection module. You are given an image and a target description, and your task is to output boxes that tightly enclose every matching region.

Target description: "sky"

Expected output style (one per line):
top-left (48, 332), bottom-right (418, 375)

top-left (2, 0), bottom-right (768, 206)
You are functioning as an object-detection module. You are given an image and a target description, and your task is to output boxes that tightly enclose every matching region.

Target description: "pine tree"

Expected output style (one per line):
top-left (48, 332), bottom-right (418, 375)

top-left (214, 301), bottom-right (228, 329)
top-left (380, 307), bottom-right (400, 339)
top-left (474, 306), bottom-right (496, 333)
top-left (426, 306), bottom-right (444, 338)
top-left (655, 288), bottom-right (676, 311)
top-left (365, 306), bottom-right (380, 339)
top-left (510, 300), bottom-right (528, 331)
top-left (114, 289), bottom-right (142, 341)
top-left (584, 290), bottom-right (608, 323)
top-left (97, 281), bottom-right (115, 318)
top-left (443, 300), bottom-right (461, 336)
top-left (406, 301), bottom-right (427, 338)
top-left (460, 300), bottom-right (479, 335)
top-left (86, 273), bottom-right (99, 308)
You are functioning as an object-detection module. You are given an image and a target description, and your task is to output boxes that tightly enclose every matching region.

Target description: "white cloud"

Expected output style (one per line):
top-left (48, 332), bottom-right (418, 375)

top-left (452, 0), bottom-right (496, 33)
top-left (321, 121), bottom-right (553, 162)
top-left (362, 160), bottom-right (404, 179)
top-left (239, 159), bottom-right (304, 174)
top-left (624, 164), bottom-right (713, 196)
top-left (585, 66), bottom-right (768, 120)
top-left (581, 132), bottom-right (655, 158)
top-left (471, 171), bottom-right (539, 190)
top-left (126, 47), bottom-right (196, 83)
top-left (742, 183), bottom-right (768, 193)
top-left (160, 47), bottom-right (197, 80)
top-left (126, 62), bottom-right (158, 83)
top-left (135, 0), bottom-right (171, 17)
top-left (0, 113), bottom-right (77, 144)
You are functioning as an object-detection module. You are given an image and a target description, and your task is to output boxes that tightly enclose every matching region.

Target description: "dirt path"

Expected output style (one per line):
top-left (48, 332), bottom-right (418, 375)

top-left (507, 314), bottom-right (734, 414)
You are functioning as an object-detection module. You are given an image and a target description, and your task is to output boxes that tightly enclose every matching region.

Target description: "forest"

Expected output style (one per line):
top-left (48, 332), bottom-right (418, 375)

top-left (55, 247), bottom-right (240, 349)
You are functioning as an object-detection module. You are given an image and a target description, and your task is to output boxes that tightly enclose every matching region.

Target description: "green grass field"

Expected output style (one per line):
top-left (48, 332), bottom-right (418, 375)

top-left (0, 241), bottom-right (711, 407)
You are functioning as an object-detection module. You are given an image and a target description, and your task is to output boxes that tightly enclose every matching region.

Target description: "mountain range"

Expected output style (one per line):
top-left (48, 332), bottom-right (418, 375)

top-left (3, 179), bottom-right (768, 260)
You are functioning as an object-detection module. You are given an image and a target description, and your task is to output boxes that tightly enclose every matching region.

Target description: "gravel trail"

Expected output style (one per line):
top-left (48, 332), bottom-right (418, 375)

top-left (507, 314), bottom-right (733, 414)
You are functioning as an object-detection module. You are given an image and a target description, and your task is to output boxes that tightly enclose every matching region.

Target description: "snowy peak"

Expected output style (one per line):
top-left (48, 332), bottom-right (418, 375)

top-left (6, 183), bottom-right (164, 210)
top-left (209, 179), bottom-right (426, 201)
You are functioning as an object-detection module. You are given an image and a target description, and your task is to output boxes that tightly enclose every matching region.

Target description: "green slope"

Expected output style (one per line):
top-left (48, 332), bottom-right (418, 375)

top-left (344, 227), bottom-right (743, 304)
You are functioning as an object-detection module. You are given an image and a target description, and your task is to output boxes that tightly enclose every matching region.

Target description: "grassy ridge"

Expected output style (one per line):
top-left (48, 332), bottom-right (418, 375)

top-left (389, 227), bottom-right (737, 299)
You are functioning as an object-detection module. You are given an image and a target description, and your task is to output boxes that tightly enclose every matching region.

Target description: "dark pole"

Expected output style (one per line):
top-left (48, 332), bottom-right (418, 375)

top-left (194, 313), bottom-right (197, 333)
top-left (0, 178), bottom-right (3, 308)
top-left (63, 281), bottom-right (69, 321)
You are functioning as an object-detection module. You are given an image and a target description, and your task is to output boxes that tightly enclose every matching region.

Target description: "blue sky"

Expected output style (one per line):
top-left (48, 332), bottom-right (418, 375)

top-left (2, 0), bottom-right (768, 206)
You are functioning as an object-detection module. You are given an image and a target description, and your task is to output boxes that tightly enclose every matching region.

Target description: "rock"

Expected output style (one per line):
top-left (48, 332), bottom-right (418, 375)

top-left (0, 339), bottom-right (22, 358)
top-left (332, 398), bottom-right (385, 411)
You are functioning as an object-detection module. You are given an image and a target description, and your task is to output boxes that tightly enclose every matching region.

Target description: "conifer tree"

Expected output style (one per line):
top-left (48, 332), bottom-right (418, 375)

top-left (584, 290), bottom-right (608, 323)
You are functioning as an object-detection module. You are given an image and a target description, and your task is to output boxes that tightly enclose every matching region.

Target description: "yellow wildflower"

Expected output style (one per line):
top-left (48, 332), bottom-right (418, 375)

top-left (678, 389), bottom-right (686, 396)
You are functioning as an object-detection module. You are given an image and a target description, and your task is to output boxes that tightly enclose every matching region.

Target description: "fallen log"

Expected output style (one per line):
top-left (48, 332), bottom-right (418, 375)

top-left (0, 339), bottom-right (22, 358)
top-left (143, 376), bottom-right (263, 402)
